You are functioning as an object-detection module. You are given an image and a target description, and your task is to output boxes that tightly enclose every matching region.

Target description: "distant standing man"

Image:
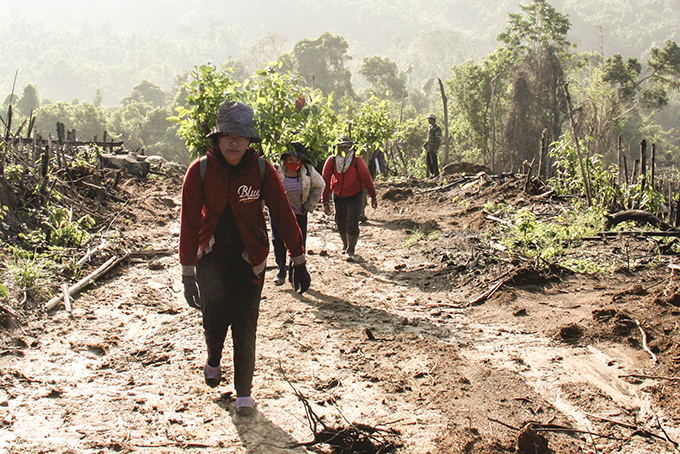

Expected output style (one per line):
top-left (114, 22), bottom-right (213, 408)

top-left (424, 113), bottom-right (441, 177)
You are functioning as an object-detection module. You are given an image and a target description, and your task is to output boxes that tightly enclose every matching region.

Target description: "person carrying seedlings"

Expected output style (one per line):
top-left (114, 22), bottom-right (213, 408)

top-left (179, 101), bottom-right (311, 416)
top-left (321, 136), bottom-right (378, 261)
top-left (423, 113), bottom-right (441, 177)
top-left (270, 141), bottom-right (325, 285)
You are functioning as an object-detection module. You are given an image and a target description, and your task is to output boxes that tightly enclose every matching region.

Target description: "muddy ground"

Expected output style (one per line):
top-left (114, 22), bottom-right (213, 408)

top-left (2, 168), bottom-right (680, 453)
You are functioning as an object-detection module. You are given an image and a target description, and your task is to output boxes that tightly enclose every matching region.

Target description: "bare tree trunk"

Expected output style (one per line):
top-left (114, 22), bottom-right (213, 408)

top-left (538, 129), bottom-right (547, 180)
top-left (651, 142), bottom-right (656, 189)
top-left (437, 78), bottom-right (449, 166)
top-left (564, 82), bottom-right (592, 206)
top-left (617, 136), bottom-right (622, 185)
top-left (491, 74), bottom-right (499, 173)
top-left (639, 139), bottom-right (647, 192)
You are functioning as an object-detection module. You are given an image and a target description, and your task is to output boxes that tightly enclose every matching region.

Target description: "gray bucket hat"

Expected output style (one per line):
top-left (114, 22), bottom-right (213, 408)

top-left (208, 101), bottom-right (261, 143)
top-left (426, 113), bottom-right (437, 120)
top-left (336, 136), bottom-right (354, 146)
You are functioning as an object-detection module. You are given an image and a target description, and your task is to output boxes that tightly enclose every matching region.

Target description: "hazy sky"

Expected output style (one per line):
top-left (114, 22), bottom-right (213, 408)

top-left (2, 0), bottom-right (678, 105)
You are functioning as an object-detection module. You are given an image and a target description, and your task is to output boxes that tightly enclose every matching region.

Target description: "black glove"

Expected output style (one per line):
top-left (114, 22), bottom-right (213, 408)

top-left (182, 275), bottom-right (202, 310)
top-left (290, 263), bottom-right (311, 294)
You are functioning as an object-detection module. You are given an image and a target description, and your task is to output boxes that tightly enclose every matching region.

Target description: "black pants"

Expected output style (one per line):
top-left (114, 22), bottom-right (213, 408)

top-left (196, 252), bottom-right (263, 397)
top-left (334, 191), bottom-right (362, 236)
top-left (426, 151), bottom-right (439, 177)
top-left (271, 213), bottom-right (308, 274)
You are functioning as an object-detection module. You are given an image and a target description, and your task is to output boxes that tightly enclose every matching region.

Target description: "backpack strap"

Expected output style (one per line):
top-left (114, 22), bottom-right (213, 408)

top-left (200, 154), bottom-right (265, 188)
top-left (258, 156), bottom-right (266, 185)
top-left (199, 155), bottom-right (208, 183)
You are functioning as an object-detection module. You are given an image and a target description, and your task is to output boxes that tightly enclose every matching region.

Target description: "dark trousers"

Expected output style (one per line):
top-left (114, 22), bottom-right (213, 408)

top-left (334, 191), bottom-right (362, 236)
top-left (426, 151), bottom-right (439, 177)
top-left (271, 213), bottom-right (307, 274)
top-left (196, 252), bottom-right (263, 397)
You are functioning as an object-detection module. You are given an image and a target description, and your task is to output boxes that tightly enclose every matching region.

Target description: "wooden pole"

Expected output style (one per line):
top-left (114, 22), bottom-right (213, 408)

top-left (617, 136), bottom-right (622, 185)
top-left (491, 74), bottom-right (499, 174)
top-left (538, 128), bottom-right (547, 180)
top-left (564, 82), bottom-right (592, 206)
top-left (640, 139), bottom-right (647, 192)
top-left (437, 77), bottom-right (449, 166)
top-left (651, 142), bottom-right (656, 189)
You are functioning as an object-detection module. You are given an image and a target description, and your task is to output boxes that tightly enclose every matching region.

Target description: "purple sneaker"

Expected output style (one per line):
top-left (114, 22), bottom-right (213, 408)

top-left (236, 396), bottom-right (255, 416)
top-left (204, 363), bottom-right (221, 388)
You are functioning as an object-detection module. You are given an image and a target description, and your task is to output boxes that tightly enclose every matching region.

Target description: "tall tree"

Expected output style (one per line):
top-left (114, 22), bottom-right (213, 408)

top-left (358, 56), bottom-right (406, 101)
top-left (121, 80), bottom-right (167, 108)
top-left (496, 0), bottom-right (571, 172)
top-left (290, 32), bottom-right (355, 100)
top-left (17, 84), bottom-right (40, 117)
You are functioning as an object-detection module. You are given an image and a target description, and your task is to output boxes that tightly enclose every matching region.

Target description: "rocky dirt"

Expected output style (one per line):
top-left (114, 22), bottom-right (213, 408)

top-left (2, 169), bottom-right (680, 453)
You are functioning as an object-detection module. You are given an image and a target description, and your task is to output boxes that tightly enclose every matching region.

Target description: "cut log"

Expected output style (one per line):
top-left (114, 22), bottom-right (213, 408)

top-left (99, 153), bottom-right (151, 176)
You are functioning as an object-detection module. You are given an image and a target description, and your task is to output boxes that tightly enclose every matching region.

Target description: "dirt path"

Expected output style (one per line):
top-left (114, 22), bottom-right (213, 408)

top-left (2, 175), bottom-right (680, 453)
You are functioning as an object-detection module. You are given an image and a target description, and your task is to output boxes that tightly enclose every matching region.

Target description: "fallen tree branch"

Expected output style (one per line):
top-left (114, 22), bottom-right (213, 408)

top-left (655, 415), bottom-right (678, 447)
top-left (62, 283), bottom-right (72, 313)
top-left (581, 411), bottom-right (638, 430)
top-left (636, 319), bottom-right (658, 363)
top-left (488, 419), bottom-right (622, 440)
top-left (581, 231), bottom-right (680, 240)
top-left (76, 239), bottom-right (111, 266)
top-left (467, 278), bottom-right (507, 307)
top-left (485, 214), bottom-right (512, 226)
top-left (618, 374), bottom-right (680, 381)
top-left (46, 248), bottom-right (175, 312)
top-left (532, 423), bottom-right (622, 440)
top-left (605, 209), bottom-right (678, 232)
top-left (46, 256), bottom-right (118, 311)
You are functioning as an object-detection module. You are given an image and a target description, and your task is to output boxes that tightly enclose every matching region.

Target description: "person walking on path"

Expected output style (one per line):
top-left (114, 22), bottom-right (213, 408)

top-left (321, 136), bottom-right (378, 261)
top-left (179, 101), bottom-right (311, 416)
top-left (271, 142), bottom-right (325, 285)
top-left (424, 113), bottom-right (441, 177)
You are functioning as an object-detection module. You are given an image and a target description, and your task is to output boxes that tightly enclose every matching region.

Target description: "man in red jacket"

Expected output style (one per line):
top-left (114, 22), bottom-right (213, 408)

top-left (179, 101), bottom-right (310, 416)
top-left (321, 136), bottom-right (378, 261)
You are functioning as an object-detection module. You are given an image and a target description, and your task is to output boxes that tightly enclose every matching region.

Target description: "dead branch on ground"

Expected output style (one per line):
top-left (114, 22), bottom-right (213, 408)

top-left (635, 319), bottom-right (658, 363)
top-left (605, 210), bottom-right (678, 232)
top-left (45, 248), bottom-right (175, 312)
top-left (279, 364), bottom-right (401, 453)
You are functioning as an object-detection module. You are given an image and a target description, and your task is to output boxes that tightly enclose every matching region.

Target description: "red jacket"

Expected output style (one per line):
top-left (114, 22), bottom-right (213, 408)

top-left (321, 153), bottom-right (377, 203)
top-left (179, 147), bottom-right (304, 274)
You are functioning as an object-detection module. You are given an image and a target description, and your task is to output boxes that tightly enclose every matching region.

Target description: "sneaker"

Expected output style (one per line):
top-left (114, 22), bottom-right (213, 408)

top-left (204, 363), bottom-right (221, 388)
top-left (236, 396), bottom-right (255, 416)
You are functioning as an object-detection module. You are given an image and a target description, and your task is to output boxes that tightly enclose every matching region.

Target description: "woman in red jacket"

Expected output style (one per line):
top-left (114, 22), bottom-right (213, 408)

top-left (179, 101), bottom-right (310, 416)
top-left (321, 137), bottom-right (378, 261)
